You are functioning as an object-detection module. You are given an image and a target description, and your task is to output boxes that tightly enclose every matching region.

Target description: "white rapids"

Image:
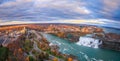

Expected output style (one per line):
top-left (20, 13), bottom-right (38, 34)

top-left (76, 36), bottom-right (102, 48)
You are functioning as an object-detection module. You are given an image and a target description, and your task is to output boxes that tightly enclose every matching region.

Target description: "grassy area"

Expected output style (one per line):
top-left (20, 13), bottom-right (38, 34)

top-left (45, 49), bottom-right (65, 60)
top-left (29, 56), bottom-right (36, 61)
top-left (0, 47), bottom-right (9, 61)
top-left (23, 39), bottom-right (33, 52)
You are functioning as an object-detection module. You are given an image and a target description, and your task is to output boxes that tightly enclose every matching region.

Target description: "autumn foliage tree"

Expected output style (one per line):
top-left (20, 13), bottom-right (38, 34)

top-left (68, 57), bottom-right (73, 61)
top-left (53, 58), bottom-right (58, 61)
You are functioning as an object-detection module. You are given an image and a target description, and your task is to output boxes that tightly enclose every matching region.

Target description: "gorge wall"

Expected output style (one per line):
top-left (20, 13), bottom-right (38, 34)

top-left (99, 33), bottom-right (120, 51)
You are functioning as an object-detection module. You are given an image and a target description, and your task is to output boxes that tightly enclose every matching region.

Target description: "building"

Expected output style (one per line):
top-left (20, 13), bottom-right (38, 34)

top-left (20, 27), bottom-right (27, 34)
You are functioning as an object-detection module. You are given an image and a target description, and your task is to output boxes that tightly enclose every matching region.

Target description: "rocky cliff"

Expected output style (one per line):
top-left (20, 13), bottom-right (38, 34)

top-left (99, 33), bottom-right (120, 51)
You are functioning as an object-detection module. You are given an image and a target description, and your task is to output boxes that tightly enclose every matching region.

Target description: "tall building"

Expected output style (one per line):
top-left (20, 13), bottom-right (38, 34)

top-left (21, 27), bottom-right (27, 34)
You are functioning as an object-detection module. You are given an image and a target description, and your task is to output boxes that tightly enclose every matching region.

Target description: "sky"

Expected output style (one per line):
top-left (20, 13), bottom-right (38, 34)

top-left (0, 0), bottom-right (120, 28)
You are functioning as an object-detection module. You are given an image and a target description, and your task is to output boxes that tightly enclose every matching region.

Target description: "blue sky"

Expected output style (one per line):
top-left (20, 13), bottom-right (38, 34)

top-left (0, 0), bottom-right (120, 28)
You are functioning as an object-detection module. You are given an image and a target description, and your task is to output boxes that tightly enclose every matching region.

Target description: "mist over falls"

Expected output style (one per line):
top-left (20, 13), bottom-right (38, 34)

top-left (77, 36), bottom-right (102, 48)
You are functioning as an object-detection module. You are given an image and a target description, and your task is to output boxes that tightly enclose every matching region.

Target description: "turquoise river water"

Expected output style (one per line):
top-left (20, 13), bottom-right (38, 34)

top-left (42, 33), bottom-right (120, 61)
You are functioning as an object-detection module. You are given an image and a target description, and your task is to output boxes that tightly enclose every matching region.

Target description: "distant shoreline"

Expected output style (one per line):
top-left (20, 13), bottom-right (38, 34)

top-left (0, 23), bottom-right (120, 30)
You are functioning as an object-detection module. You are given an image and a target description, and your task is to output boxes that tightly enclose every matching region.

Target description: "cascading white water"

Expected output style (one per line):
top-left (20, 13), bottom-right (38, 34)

top-left (76, 36), bottom-right (102, 48)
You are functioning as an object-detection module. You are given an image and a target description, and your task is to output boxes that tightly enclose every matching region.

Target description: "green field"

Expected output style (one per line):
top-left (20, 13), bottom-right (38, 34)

top-left (0, 47), bottom-right (8, 61)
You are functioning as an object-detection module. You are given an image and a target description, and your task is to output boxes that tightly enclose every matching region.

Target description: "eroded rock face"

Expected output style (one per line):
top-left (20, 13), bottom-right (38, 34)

top-left (99, 33), bottom-right (120, 51)
top-left (105, 33), bottom-right (120, 41)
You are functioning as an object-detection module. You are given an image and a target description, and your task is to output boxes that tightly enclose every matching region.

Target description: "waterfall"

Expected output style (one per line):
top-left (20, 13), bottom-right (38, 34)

top-left (76, 36), bottom-right (102, 48)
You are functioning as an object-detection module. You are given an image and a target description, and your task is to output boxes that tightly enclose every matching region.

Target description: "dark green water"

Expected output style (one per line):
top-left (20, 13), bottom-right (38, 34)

top-left (42, 33), bottom-right (120, 61)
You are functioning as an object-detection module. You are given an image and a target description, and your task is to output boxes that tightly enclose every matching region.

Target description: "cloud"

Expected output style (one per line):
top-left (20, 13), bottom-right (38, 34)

top-left (33, 0), bottom-right (91, 14)
top-left (0, 0), bottom-right (120, 26)
top-left (101, 0), bottom-right (120, 16)
top-left (63, 19), bottom-right (106, 24)
top-left (0, 0), bottom-right (92, 21)
top-left (97, 0), bottom-right (120, 20)
top-left (0, 0), bottom-right (32, 6)
top-left (1, 19), bottom-right (120, 29)
top-left (0, 20), bottom-right (62, 25)
top-left (103, 0), bottom-right (120, 11)
top-left (0, 0), bottom-right (91, 15)
top-left (62, 19), bottom-right (120, 29)
top-left (0, 20), bottom-right (2, 23)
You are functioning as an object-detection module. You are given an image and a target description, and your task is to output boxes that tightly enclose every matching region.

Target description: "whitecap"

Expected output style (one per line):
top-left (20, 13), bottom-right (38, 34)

top-left (76, 36), bottom-right (102, 48)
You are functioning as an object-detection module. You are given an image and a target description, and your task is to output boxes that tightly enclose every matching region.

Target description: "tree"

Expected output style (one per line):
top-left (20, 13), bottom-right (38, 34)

top-left (68, 57), bottom-right (73, 61)
top-left (53, 58), bottom-right (58, 61)
top-left (25, 56), bottom-right (29, 61)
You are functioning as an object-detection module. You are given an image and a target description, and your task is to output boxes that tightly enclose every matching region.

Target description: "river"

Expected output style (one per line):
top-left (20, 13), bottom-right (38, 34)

top-left (41, 33), bottom-right (120, 61)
